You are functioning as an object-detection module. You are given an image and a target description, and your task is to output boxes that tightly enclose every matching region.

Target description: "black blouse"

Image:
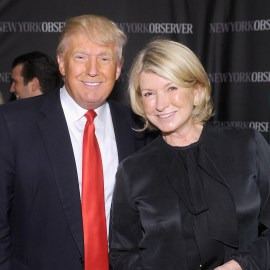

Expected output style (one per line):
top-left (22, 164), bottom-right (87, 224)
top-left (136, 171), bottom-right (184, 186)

top-left (110, 123), bottom-right (270, 270)
top-left (176, 140), bottom-right (223, 269)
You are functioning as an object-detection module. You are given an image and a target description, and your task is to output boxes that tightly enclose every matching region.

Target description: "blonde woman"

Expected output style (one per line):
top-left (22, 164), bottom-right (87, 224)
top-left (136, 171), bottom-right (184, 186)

top-left (110, 39), bottom-right (270, 270)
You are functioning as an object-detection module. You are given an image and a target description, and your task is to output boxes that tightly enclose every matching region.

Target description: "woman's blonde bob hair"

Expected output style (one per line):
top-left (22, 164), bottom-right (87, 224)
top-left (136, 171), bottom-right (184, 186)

top-left (56, 14), bottom-right (127, 64)
top-left (129, 39), bottom-right (214, 130)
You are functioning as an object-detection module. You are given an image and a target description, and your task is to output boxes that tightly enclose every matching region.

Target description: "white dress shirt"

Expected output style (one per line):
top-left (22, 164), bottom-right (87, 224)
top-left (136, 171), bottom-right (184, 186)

top-left (60, 86), bottom-right (118, 236)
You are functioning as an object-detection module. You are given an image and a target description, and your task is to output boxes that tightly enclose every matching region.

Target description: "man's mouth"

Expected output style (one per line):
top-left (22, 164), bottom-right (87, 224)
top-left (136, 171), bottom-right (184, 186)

top-left (83, 81), bottom-right (101, 87)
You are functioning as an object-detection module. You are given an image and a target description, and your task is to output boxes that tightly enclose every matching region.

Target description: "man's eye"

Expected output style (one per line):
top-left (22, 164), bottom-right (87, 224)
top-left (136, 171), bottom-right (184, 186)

top-left (98, 55), bottom-right (112, 62)
top-left (74, 54), bottom-right (87, 61)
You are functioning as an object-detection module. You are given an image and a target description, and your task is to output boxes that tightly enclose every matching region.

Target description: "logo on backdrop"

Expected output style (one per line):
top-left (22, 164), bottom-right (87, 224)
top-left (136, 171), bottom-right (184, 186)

top-left (0, 21), bottom-right (65, 33)
top-left (210, 19), bottom-right (270, 33)
top-left (0, 72), bottom-right (11, 83)
top-left (208, 72), bottom-right (270, 83)
top-left (117, 22), bottom-right (193, 34)
top-left (213, 121), bottom-right (269, 133)
top-left (0, 21), bottom-right (193, 34)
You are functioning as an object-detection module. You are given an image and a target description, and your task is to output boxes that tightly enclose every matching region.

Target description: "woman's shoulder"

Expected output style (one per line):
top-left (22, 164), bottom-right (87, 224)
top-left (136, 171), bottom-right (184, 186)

top-left (202, 122), bottom-right (261, 148)
top-left (205, 121), bottom-right (258, 137)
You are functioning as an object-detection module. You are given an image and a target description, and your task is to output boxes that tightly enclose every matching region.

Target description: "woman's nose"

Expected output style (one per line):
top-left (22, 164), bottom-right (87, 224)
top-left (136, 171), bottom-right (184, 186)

top-left (156, 93), bottom-right (169, 111)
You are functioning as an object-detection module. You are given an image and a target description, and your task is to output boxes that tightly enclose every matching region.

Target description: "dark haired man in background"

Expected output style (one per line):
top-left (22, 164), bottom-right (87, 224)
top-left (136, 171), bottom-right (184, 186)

top-left (10, 51), bottom-right (63, 99)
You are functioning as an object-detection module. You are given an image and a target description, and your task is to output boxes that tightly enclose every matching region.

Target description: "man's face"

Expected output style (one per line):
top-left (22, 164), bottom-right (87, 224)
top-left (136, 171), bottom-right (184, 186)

top-left (57, 33), bottom-right (122, 110)
top-left (10, 64), bottom-right (33, 99)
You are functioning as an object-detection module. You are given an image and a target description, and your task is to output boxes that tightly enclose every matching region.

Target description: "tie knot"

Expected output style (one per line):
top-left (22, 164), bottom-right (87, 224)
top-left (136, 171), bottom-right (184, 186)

top-left (85, 110), bottom-right (96, 123)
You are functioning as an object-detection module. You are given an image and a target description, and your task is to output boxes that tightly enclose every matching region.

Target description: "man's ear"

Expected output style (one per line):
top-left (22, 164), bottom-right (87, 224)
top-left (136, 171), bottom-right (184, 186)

top-left (57, 53), bottom-right (65, 76)
top-left (29, 77), bottom-right (42, 93)
top-left (115, 64), bottom-right (122, 80)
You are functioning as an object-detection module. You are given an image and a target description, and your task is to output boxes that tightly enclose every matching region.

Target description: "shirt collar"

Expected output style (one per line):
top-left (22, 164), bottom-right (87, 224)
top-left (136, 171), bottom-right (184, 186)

top-left (60, 85), bottom-right (108, 124)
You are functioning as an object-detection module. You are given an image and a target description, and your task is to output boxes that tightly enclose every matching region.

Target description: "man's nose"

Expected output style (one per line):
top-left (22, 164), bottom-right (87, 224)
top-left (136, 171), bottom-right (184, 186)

top-left (10, 82), bottom-right (15, 93)
top-left (86, 58), bottom-right (98, 77)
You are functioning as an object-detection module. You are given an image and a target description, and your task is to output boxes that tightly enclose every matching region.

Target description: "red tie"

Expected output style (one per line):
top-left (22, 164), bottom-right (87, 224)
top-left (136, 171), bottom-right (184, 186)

top-left (82, 110), bottom-right (108, 270)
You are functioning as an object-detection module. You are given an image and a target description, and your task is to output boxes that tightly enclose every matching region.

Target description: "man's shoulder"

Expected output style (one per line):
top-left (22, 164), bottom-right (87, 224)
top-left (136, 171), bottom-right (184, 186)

top-left (108, 100), bottom-right (140, 125)
top-left (0, 89), bottom-right (60, 118)
top-left (0, 94), bottom-right (45, 114)
top-left (108, 100), bottom-right (131, 114)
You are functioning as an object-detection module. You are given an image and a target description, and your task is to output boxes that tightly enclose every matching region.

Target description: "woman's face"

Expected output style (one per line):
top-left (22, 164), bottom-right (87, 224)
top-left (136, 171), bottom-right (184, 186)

top-left (139, 71), bottom-right (201, 136)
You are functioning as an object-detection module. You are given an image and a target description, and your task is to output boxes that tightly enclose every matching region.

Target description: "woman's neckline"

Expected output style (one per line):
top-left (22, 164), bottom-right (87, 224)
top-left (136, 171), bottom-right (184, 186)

top-left (162, 123), bottom-right (206, 149)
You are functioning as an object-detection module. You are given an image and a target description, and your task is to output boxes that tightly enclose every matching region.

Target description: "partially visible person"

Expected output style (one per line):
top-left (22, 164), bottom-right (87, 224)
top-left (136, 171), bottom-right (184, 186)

top-left (0, 15), bottom-right (154, 270)
top-left (10, 51), bottom-right (63, 99)
top-left (109, 39), bottom-right (270, 269)
top-left (0, 91), bottom-right (4, 105)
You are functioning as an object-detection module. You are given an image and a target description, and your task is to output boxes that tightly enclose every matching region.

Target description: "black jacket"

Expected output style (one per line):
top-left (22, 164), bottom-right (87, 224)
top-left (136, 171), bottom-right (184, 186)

top-left (110, 123), bottom-right (270, 270)
top-left (0, 88), bottom-right (154, 270)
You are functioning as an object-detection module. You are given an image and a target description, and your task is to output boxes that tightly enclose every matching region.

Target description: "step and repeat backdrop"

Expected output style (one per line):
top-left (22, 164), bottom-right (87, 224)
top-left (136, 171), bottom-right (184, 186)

top-left (1, 0), bottom-right (270, 141)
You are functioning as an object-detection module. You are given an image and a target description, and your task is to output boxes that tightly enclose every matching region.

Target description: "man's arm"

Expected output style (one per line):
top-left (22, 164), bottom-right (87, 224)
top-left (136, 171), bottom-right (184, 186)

top-left (0, 112), bottom-right (15, 269)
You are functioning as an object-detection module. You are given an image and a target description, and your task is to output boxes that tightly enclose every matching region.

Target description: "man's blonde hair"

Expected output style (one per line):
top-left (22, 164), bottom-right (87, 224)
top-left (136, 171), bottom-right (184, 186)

top-left (57, 14), bottom-right (127, 64)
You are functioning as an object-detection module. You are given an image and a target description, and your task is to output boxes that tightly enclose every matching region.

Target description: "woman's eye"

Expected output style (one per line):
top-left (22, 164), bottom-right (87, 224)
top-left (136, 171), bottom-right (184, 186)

top-left (168, 86), bottom-right (177, 91)
top-left (143, 92), bottom-right (153, 97)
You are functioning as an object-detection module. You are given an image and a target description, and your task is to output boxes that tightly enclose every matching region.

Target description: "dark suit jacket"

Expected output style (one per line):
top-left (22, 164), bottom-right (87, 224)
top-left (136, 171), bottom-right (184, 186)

top-left (0, 88), bottom-right (154, 270)
top-left (110, 123), bottom-right (270, 270)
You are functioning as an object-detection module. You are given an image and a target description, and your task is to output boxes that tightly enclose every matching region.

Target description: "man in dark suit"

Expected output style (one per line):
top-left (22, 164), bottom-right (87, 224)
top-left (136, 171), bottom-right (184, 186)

top-left (0, 14), bottom-right (153, 270)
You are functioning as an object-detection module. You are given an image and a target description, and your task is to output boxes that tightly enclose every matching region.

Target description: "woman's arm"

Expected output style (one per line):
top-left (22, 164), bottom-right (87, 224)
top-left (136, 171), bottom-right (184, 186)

top-left (109, 162), bottom-right (149, 270)
top-left (225, 130), bottom-right (270, 270)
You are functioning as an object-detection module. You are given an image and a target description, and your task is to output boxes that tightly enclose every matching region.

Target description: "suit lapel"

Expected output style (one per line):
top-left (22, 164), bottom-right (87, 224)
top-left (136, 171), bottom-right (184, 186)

top-left (109, 101), bottom-right (137, 162)
top-left (38, 90), bottom-right (84, 257)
